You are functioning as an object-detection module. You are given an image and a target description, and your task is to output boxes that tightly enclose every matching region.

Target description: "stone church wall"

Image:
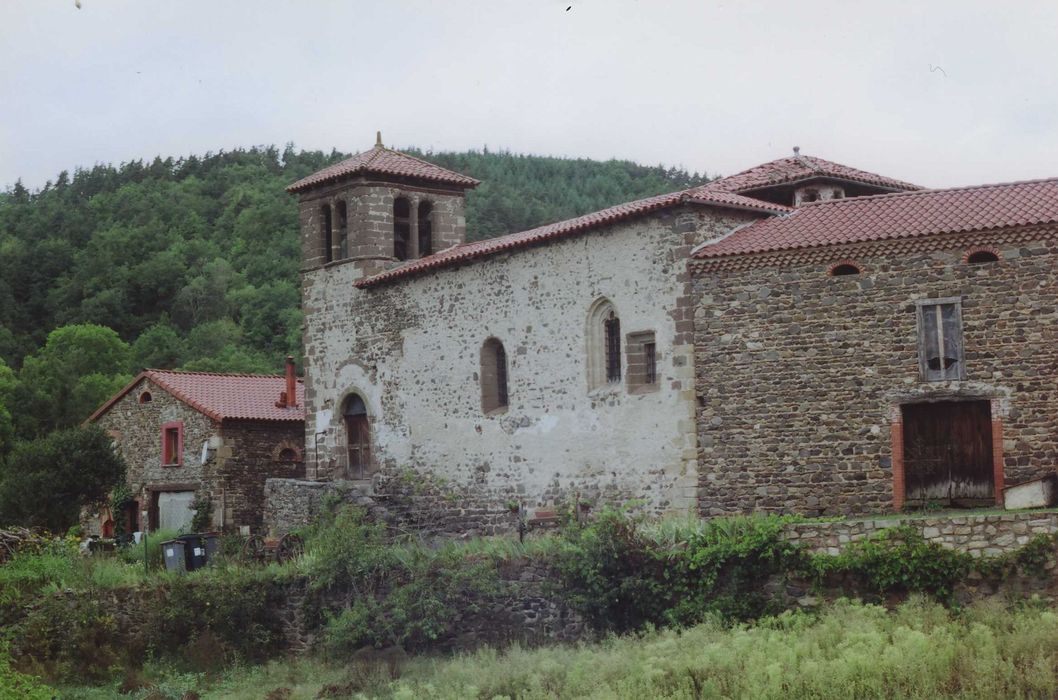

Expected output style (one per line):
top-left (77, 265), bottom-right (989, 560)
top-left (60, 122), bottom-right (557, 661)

top-left (302, 205), bottom-right (757, 527)
top-left (692, 226), bottom-right (1058, 517)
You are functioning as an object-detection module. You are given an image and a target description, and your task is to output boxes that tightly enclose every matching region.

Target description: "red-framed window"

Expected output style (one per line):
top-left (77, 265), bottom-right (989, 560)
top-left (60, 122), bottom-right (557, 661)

top-left (161, 421), bottom-right (183, 466)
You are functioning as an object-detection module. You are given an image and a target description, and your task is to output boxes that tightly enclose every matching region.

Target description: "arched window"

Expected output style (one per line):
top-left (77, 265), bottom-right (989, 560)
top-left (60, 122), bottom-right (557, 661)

top-left (138, 391), bottom-right (152, 404)
top-left (480, 338), bottom-right (509, 414)
top-left (393, 197), bottom-right (411, 261)
top-left (321, 203), bottom-right (333, 263)
top-left (829, 262), bottom-right (861, 276)
top-left (343, 394), bottom-right (374, 479)
top-left (418, 200), bottom-right (434, 257)
top-left (336, 200), bottom-right (348, 260)
top-left (278, 448), bottom-right (298, 462)
top-left (587, 299), bottom-right (622, 389)
top-left (966, 249), bottom-right (1000, 264)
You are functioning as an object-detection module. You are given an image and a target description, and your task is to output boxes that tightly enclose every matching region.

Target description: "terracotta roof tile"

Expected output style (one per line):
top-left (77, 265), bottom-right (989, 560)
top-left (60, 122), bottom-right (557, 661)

top-left (287, 146), bottom-right (479, 193)
top-left (88, 370), bottom-right (305, 423)
top-left (355, 190), bottom-right (791, 288)
top-left (694, 178), bottom-right (1058, 259)
top-left (704, 154), bottom-right (922, 194)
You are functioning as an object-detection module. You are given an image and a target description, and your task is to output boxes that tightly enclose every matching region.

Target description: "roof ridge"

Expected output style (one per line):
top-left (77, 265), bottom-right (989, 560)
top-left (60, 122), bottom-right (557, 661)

top-left (797, 176), bottom-right (1058, 209)
top-left (147, 368), bottom-right (300, 380)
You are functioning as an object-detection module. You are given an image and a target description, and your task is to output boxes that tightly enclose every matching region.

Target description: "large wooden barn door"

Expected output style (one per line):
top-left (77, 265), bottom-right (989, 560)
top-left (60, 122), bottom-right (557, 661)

top-left (902, 400), bottom-right (993, 506)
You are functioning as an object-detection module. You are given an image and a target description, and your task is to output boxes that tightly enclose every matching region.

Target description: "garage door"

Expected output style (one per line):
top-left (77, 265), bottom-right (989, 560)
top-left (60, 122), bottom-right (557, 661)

top-left (157, 491), bottom-right (195, 532)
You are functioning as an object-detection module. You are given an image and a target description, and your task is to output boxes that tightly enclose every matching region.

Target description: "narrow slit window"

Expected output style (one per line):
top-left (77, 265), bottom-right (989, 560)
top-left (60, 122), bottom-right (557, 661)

top-left (418, 201), bottom-right (433, 257)
top-left (336, 200), bottom-right (348, 259)
top-left (393, 197), bottom-right (411, 261)
top-left (321, 204), bottom-right (333, 263)
top-left (604, 311), bottom-right (621, 383)
top-left (644, 342), bottom-right (657, 384)
top-left (916, 298), bottom-right (965, 381)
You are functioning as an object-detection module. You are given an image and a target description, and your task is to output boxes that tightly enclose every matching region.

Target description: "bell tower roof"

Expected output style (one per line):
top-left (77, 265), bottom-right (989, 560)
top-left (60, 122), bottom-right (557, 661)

top-left (287, 137), bottom-right (480, 193)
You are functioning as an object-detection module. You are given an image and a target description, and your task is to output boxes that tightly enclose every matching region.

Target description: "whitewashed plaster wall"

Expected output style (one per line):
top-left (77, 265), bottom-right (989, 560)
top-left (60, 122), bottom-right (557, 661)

top-left (301, 205), bottom-right (757, 515)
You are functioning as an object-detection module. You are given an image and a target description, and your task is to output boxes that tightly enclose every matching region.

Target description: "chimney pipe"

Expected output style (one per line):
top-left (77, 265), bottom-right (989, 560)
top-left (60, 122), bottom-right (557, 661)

top-left (285, 356), bottom-right (297, 408)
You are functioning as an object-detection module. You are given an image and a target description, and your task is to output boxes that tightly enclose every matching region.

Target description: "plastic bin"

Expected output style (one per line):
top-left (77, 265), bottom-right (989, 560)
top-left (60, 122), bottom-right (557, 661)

top-left (201, 532), bottom-right (220, 564)
top-left (161, 539), bottom-right (186, 573)
top-left (177, 534), bottom-right (208, 571)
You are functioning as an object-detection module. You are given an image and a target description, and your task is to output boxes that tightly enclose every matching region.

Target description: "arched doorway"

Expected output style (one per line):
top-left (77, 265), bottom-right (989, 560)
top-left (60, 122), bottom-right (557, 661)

top-left (343, 394), bottom-right (373, 479)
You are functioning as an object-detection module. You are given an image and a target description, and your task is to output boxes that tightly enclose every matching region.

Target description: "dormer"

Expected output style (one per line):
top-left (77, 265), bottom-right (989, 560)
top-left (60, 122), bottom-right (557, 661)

top-left (287, 133), bottom-right (479, 277)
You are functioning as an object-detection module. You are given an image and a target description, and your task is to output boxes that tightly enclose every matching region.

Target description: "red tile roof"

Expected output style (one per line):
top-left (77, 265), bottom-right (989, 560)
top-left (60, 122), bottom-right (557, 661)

top-left (694, 178), bottom-right (1058, 259)
top-left (356, 189), bottom-right (791, 288)
top-left (88, 370), bottom-right (305, 423)
top-left (704, 154), bottom-right (922, 194)
top-left (287, 145), bottom-right (479, 193)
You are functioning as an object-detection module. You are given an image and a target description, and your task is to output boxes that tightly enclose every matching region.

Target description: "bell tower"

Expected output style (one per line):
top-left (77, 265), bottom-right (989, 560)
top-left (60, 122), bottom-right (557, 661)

top-left (287, 132), bottom-right (479, 281)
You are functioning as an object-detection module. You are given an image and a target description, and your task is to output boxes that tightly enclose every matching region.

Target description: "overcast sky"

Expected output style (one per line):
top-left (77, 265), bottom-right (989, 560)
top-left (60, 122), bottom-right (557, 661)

top-left (3, 1), bottom-right (1057, 191)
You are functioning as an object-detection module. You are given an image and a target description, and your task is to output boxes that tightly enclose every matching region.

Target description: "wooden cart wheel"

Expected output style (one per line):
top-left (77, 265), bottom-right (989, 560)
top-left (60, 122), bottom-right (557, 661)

top-left (242, 534), bottom-right (267, 564)
top-left (276, 533), bottom-right (304, 564)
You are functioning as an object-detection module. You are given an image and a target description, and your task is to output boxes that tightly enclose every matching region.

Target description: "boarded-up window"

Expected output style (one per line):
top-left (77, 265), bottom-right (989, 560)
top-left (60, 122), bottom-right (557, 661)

top-left (480, 338), bottom-right (509, 414)
top-left (916, 298), bottom-right (965, 381)
top-left (393, 197), bottom-right (411, 261)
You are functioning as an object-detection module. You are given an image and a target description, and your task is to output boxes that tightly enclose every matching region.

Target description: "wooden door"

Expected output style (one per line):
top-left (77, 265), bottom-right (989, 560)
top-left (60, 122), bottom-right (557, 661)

top-left (345, 414), bottom-right (373, 479)
top-left (902, 400), bottom-right (993, 506)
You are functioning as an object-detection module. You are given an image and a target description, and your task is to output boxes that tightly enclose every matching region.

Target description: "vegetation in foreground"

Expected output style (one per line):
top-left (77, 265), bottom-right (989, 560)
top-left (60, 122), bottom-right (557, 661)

top-left (46, 597), bottom-right (1058, 699)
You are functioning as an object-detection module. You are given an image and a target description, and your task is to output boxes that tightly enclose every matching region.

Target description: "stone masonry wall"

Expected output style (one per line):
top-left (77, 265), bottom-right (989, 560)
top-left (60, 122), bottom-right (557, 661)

top-left (301, 204), bottom-right (759, 529)
top-left (783, 511), bottom-right (1058, 557)
top-left (91, 379), bottom-right (307, 534)
top-left (92, 378), bottom-right (218, 532)
top-left (693, 226), bottom-right (1058, 517)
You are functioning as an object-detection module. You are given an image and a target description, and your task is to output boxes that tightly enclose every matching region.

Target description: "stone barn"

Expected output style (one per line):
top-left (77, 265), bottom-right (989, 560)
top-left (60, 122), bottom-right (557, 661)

top-left (692, 177), bottom-right (1058, 517)
top-left (86, 361), bottom-right (305, 534)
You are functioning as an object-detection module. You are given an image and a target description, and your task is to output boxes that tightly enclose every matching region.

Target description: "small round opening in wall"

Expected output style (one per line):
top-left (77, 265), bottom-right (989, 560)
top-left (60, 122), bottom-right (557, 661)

top-left (967, 250), bottom-right (999, 264)
top-left (138, 392), bottom-right (152, 404)
top-left (830, 263), bottom-right (861, 276)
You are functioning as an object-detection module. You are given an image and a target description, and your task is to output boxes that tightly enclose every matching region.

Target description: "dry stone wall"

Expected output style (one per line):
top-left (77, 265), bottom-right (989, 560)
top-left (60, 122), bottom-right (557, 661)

top-left (692, 227), bottom-right (1058, 517)
top-left (782, 511), bottom-right (1058, 557)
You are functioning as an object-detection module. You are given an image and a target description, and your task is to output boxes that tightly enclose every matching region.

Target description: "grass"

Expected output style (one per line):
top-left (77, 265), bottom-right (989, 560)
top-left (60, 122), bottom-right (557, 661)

top-left (34, 597), bottom-right (1058, 699)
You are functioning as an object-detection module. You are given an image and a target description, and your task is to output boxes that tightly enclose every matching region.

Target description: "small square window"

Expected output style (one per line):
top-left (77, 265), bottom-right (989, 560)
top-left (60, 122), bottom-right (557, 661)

top-left (626, 331), bottom-right (659, 394)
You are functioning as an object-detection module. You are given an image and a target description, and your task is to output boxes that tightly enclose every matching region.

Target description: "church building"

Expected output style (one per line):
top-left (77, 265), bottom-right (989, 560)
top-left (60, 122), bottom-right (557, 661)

top-left (288, 136), bottom-right (1058, 530)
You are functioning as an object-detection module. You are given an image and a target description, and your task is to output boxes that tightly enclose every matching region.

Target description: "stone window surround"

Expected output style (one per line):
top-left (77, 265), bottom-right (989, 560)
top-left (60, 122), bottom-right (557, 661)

top-left (161, 420), bottom-right (184, 467)
top-left (889, 396), bottom-right (1006, 511)
top-left (138, 391), bottom-right (153, 404)
top-left (586, 297), bottom-right (621, 392)
top-left (625, 330), bottom-right (660, 394)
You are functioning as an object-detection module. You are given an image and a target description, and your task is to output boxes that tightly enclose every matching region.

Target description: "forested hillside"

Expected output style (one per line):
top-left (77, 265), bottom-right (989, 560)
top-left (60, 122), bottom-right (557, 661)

top-left (0, 145), bottom-right (708, 446)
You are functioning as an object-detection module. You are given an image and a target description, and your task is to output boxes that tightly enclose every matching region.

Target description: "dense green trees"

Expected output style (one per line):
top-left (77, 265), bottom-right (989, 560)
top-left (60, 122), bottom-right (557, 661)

top-left (0, 426), bottom-right (126, 532)
top-left (0, 144), bottom-right (708, 446)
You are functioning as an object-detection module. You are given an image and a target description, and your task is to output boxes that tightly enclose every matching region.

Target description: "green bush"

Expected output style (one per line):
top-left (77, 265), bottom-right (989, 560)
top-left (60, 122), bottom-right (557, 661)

top-left (118, 528), bottom-right (178, 570)
top-left (0, 642), bottom-right (52, 700)
top-left (305, 505), bottom-right (499, 653)
top-left (554, 510), bottom-right (803, 631)
top-left (808, 526), bottom-right (972, 599)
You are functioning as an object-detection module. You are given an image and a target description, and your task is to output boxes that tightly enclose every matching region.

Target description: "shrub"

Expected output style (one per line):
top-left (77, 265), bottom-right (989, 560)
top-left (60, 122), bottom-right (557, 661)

top-left (554, 510), bottom-right (803, 631)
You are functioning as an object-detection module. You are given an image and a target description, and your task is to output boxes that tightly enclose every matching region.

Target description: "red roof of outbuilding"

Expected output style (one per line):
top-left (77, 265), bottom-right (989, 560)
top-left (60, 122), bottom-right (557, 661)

top-left (355, 189), bottom-right (790, 288)
top-left (694, 178), bottom-right (1058, 259)
top-left (704, 154), bottom-right (922, 194)
top-left (287, 145), bottom-right (479, 193)
top-left (88, 370), bottom-right (305, 423)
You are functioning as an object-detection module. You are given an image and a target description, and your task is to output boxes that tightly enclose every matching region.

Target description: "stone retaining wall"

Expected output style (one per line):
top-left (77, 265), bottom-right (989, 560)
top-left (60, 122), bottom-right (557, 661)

top-left (782, 511), bottom-right (1058, 557)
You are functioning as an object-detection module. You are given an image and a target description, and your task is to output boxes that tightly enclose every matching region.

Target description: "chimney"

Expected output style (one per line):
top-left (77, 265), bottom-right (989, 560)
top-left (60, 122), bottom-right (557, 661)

top-left (285, 356), bottom-right (297, 408)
